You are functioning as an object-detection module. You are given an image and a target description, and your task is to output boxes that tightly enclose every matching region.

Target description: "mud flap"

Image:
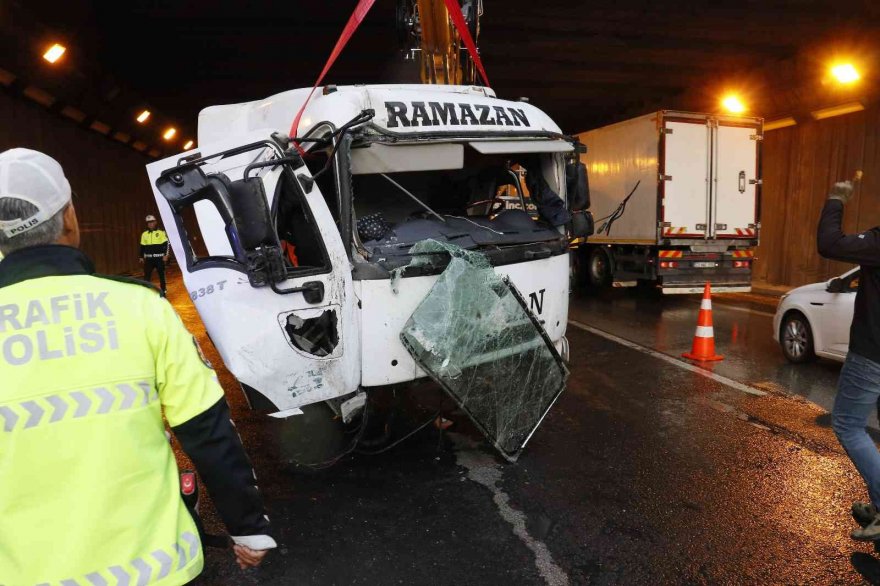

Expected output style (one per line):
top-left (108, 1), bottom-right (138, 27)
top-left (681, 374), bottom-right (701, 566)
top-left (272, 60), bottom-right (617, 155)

top-left (399, 240), bottom-right (568, 462)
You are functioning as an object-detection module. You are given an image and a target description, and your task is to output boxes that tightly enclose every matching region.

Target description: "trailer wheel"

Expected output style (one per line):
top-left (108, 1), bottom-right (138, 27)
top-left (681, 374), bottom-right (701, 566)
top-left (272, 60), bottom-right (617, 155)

top-left (587, 247), bottom-right (613, 290)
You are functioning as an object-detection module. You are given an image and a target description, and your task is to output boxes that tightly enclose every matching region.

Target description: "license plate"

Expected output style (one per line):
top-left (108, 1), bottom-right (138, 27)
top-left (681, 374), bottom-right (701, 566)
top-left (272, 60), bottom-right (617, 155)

top-left (693, 261), bottom-right (716, 268)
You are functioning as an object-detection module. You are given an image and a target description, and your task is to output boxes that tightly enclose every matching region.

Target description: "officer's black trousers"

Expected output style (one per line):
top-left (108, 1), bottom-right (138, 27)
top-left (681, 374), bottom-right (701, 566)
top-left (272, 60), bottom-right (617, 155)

top-left (144, 258), bottom-right (167, 293)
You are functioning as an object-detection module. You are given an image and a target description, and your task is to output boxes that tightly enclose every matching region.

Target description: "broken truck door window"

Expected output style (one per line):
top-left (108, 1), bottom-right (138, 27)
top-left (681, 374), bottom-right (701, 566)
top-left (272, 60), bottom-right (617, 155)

top-left (399, 239), bottom-right (568, 462)
top-left (284, 309), bottom-right (339, 358)
top-left (274, 169), bottom-right (331, 273)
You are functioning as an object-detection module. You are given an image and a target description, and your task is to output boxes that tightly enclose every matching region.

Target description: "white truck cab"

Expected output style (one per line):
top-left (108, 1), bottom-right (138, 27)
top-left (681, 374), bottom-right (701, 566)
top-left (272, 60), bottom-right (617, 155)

top-left (146, 84), bottom-right (591, 460)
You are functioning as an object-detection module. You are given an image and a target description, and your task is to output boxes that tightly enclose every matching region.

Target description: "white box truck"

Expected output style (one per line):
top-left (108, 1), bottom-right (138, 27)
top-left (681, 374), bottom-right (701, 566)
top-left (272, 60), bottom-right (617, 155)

top-left (575, 110), bottom-right (762, 294)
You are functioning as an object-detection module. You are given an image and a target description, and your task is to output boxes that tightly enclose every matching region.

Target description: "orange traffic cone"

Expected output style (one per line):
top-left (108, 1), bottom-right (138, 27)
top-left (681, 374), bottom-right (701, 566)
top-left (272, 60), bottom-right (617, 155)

top-left (682, 282), bottom-right (723, 362)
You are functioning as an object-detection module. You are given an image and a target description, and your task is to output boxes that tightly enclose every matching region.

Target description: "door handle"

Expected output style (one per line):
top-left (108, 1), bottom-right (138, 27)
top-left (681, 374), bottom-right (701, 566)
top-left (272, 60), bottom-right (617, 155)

top-left (738, 171), bottom-right (746, 194)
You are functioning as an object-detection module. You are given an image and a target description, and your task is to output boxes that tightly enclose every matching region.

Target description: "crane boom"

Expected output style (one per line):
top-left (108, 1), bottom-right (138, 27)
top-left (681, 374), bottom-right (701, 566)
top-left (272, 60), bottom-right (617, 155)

top-left (397, 0), bottom-right (483, 85)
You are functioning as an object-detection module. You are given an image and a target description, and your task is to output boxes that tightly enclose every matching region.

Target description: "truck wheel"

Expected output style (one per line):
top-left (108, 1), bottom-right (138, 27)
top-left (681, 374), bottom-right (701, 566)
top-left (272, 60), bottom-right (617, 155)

top-left (587, 247), bottom-right (613, 290)
top-left (780, 312), bottom-right (817, 364)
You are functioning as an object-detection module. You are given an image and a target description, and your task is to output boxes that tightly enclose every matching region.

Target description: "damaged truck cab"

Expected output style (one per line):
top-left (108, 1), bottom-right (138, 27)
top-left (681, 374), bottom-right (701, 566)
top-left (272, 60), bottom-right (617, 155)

top-left (146, 84), bottom-right (590, 460)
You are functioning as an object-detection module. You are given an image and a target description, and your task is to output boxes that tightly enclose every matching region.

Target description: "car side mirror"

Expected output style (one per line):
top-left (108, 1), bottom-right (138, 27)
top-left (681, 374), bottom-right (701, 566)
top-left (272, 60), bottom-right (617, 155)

top-left (827, 277), bottom-right (845, 293)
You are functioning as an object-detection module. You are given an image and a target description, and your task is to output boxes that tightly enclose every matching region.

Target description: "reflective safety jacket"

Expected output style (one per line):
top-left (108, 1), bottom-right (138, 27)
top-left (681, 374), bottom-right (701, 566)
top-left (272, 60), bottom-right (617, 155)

top-left (0, 245), bottom-right (273, 586)
top-left (140, 229), bottom-right (170, 259)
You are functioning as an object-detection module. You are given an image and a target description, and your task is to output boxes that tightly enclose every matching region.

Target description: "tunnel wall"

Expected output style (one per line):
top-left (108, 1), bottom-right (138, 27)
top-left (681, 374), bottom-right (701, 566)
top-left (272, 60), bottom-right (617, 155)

top-left (0, 90), bottom-right (159, 275)
top-left (756, 103), bottom-right (880, 287)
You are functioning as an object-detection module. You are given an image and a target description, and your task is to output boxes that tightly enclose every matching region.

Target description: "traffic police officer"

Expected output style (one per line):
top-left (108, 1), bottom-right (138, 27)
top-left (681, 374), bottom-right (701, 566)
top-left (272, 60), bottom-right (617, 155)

top-left (0, 148), bottom-right (276, 584)
top-left (140, 213), bottom-right (170, 296)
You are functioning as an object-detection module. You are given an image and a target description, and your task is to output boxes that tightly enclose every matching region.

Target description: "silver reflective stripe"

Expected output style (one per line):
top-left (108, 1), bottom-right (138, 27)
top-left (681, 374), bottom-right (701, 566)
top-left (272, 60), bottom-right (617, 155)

top-left (0, 405), bottom-right (18, 431)
top-left (152, 550), bottom-right (172, 580)
top-left (86, 572), bottom-right (108, 586)
top-left (131, 558), bottom-right (151, 586)
top-left (71, 391), bottom-right (92, 418)
top-left (21, 400), bottom-right (44, 428)
top-left (34, 531), bottom-right (199, 585)
top-left (173, 543), bottom-right (188, 570)
top-left (1, 380), bottom-right (156, 433)
top-left (182, 531), bottom-right (200, 561)
top-left (47, 394), bottom-right (69, 422)
top-left (118, 384), bottom-right (138, 410)
top-left (108, 566), bottom-right (130, 586)
top-left (94, 387), bottom-right (115, 414)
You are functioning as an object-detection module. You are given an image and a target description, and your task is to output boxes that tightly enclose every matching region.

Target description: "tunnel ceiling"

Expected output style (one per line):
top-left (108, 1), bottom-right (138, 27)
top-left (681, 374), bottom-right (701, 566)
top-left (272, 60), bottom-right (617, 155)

top-left (2, 0), bottom-right (878, 155)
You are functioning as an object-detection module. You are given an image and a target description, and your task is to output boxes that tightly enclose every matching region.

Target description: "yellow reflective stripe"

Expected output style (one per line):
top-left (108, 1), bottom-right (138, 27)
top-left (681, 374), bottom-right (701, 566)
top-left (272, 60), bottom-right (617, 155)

top-left (49, 531), bottom-right (201, 586)
top-left (1, 379), bottom-right (157, 432)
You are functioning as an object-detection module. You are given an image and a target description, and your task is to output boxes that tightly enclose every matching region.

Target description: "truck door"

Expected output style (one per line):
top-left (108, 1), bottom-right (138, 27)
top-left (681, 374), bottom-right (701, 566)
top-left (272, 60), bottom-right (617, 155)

top-left (145, 132), bottom-right (361, 413)
top-left (712, 123), bottom-right (760, 239)
top-left (662, 120), bottom-right (710, 238)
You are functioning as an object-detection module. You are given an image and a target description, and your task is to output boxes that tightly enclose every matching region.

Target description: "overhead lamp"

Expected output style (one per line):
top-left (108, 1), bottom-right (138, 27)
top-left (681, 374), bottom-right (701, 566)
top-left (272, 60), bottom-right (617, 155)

top-left (183, 140), bottom-right (194, 150)
top-left (721, 95), bottom-right (746, 114)
top-left (831, 63), bottom-right (860, 84)
top-left (163, 127), bottom-right (176, 140)
top-left (43, 43), bottom-right (66, 64)
top-left (811, 102), bottom-right (864, 120)
top-left (136, 110), bottom-right (151, 123)
top-left (764, 117), bottom-right (797, 131)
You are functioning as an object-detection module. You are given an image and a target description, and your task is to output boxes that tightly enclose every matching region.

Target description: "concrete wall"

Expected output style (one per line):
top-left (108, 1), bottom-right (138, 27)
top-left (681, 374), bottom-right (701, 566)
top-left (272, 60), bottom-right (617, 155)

top-left (755, 103), bottom-right (879, 287)
top-left (0, 90), bottom-right (159, 274)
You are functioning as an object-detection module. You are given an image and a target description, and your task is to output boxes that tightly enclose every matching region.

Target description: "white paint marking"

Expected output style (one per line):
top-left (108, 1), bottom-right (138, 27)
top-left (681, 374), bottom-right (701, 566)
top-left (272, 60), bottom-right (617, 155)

top-left (451, 434), bottom-right (570, 586)
top-left (568, 320), bottom-right (766, 397)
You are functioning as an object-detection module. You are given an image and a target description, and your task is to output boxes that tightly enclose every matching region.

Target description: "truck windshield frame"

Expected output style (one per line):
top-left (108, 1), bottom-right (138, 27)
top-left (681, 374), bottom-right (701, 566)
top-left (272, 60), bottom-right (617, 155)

top-left (331, 133), bottom-right (572, 275)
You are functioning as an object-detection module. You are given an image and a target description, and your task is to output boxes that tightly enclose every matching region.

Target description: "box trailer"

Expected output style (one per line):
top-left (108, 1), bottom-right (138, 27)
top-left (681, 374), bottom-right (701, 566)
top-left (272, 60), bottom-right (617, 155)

top-left (575, 110), bottom-right (762, 294)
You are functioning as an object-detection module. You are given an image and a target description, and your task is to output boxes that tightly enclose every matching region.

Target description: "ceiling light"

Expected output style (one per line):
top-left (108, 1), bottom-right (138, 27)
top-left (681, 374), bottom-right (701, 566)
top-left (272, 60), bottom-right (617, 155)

top-left (831, 63), bottom-right (860, 84)
top-left (163, 127), bottom-right (176, 140)
top-left (136, 110), bottom-right (151, 123)
top-left (722, 95), bottom-right (746, 114)
top-left (811, 102), bottom-right (864, 120)
top-left (43, 43), bottom-right (66, 64)
top-left (764, 117), bottom-right (797, 131)
top-left (183, 140), bottom-right (194, 150)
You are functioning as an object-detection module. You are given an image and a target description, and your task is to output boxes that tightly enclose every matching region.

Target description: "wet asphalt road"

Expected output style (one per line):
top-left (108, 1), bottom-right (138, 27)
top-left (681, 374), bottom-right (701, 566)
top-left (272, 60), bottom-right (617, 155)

top-left (160, 272), bottom-right (880, 585)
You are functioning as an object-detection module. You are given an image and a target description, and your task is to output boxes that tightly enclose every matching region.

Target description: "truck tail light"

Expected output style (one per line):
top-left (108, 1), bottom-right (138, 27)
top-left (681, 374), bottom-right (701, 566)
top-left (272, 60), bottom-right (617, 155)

top-left (733, 260), bottom-right (751, 268)
top-left (660, 261), bottom-right (678, 269)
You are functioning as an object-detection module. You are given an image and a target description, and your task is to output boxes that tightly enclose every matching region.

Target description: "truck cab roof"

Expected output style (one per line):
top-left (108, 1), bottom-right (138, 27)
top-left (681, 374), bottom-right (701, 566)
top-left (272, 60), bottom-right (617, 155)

top-left (198, 84), bottom-right (566, 146)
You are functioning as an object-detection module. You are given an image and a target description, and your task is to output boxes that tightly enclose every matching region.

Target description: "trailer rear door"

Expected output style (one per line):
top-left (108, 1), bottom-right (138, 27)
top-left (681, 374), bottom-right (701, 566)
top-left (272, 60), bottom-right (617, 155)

top-left (662, 120), bottom-right (710, 238)
top-left (712, 123), bottom-right (760, 239)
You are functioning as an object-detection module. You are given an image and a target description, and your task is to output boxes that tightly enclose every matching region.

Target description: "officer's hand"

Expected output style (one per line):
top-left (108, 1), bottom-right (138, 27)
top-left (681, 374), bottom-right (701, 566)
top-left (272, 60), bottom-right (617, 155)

top-left (829, 180), bottom-right (854, 203)
top-left (233, 544), bottom-right (269, 569)
top-left (139, 258), bottom-right (144, 264)
top-left (163, 255), bottom-right (169, 262)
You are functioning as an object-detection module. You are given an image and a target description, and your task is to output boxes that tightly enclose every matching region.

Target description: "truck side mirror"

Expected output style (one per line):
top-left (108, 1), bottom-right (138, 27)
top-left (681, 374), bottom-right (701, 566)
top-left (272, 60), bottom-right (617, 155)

top-left (827, 277), bottom-right (844, 293)
top-left (570, 210), bottom-right (594, 238)
top-left (566, 161), bottom-right (590, 210)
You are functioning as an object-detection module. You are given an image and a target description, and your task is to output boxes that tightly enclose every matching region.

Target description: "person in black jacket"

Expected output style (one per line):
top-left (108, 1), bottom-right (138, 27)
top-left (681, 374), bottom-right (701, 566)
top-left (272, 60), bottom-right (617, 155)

top-left (817, 176), bottom-right (880, 541)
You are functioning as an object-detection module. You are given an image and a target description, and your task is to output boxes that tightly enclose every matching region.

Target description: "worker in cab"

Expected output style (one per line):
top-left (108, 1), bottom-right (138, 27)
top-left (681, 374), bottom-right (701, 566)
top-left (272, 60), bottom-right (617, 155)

top-left (141, 213), bottom-right (170, 296)
top-left (0, 148), bottom-right (276, 584)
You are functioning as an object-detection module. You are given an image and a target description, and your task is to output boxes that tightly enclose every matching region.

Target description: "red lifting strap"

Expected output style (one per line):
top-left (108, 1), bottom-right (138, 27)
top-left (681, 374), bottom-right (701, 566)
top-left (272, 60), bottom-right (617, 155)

top-left (443, 0), bottom-right (490, 87)
top-left (289, 0), bottom-right (378, 144)
top-left (289, 0), bottom-right (491, 147)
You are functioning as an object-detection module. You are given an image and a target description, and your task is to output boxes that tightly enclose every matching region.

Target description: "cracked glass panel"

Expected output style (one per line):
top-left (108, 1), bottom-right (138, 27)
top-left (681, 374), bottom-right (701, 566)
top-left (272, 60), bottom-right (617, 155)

top-left (399, 240), bottom-right (568, 462)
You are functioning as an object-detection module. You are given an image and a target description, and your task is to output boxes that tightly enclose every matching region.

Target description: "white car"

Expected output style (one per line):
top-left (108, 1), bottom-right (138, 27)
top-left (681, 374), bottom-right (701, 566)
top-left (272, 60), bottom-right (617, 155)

top-left (773, 268), bottom-right (860, 363)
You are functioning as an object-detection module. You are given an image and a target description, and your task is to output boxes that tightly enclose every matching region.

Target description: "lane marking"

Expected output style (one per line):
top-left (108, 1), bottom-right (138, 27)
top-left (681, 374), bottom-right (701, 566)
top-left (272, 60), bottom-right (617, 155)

top-left (451, 434), bottom-right (570, 586)
top-left (568, 320), bottom-right (766, 397)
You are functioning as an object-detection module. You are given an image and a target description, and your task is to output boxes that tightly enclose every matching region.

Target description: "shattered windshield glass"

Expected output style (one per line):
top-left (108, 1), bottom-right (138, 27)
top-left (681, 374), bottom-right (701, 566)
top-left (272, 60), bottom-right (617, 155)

top-left (399, 240), bottom-right (568, 462)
